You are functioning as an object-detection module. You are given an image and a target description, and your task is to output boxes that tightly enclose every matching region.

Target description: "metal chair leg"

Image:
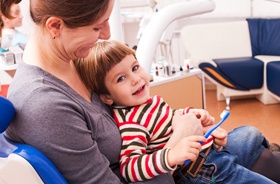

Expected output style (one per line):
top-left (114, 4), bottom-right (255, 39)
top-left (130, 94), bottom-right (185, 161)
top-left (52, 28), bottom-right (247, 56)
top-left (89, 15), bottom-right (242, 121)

top-left (225, 96), bottom-right (230, 110)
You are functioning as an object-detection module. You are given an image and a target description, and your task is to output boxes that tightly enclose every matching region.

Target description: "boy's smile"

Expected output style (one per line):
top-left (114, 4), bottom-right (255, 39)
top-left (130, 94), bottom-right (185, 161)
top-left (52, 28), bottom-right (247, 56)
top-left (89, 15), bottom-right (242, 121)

top-left (101, 54), bottom-right (150, 106)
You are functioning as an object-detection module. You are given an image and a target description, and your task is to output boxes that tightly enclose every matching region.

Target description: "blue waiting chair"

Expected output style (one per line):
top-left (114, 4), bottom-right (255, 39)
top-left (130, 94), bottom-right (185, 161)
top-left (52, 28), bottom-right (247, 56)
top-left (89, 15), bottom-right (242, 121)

top-left (0, 96), bottom-right (68, 184)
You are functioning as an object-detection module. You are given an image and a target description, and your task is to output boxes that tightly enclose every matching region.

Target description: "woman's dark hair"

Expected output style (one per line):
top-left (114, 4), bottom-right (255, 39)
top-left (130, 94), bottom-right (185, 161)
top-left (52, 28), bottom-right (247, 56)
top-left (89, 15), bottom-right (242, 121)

top-left (30, 0), bottom-right (111, 28)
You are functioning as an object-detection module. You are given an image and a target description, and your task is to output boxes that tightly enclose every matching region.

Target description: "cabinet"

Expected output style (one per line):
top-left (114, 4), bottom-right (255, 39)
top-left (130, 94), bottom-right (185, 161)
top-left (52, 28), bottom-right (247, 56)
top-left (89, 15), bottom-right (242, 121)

top-left (0, 63), bottom-right (17, 78)
top-left (150, 69), bottom-right (205, 109)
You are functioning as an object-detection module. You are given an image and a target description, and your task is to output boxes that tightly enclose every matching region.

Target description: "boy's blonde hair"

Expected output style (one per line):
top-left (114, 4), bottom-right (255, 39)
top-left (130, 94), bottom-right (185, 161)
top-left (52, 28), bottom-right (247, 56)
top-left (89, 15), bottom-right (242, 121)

top-left (75, 40), bottom-right (136, 95)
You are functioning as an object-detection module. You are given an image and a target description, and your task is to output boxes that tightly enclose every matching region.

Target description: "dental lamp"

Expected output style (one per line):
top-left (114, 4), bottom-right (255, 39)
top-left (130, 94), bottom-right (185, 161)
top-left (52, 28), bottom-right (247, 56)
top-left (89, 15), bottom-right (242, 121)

top-left (109, 0), bottom-right (124, 42)
top-left (136, 0), bottom-right (215, 73)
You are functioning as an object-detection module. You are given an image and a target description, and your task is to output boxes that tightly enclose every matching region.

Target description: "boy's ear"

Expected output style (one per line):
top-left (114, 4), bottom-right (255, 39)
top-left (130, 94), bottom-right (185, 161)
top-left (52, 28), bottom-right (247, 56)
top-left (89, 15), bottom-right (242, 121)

top-left (45, 17), bottom-right (62, 38)
top-left (100, 94), bottom-right (114, 105)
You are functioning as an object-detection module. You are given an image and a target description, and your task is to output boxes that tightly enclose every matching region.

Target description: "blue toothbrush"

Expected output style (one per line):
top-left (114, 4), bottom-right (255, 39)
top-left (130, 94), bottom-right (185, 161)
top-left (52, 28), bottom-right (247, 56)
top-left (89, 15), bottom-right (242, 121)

top-left (184, 110), bottom-right (230, 164)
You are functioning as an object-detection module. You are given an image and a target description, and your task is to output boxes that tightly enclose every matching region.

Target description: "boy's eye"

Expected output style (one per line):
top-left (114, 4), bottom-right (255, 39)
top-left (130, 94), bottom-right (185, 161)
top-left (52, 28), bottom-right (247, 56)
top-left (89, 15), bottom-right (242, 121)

top-left (117, 76), bottom-right (125, 83)
top-left (132, 65), bottom-right (139, 72)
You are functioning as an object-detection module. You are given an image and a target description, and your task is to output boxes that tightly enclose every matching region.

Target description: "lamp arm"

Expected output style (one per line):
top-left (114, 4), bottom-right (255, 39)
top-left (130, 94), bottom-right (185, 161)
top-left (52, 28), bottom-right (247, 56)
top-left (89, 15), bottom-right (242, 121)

top-left (136, 0), bottom-right (215, 73)
top-left (109, 0), bottom-right (124, 42)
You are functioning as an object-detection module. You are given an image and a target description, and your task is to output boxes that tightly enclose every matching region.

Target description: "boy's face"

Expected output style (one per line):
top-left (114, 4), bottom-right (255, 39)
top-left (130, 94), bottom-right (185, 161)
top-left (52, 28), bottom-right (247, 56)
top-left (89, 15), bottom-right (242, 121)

top-left (100, 54), bottom-right (150, 106)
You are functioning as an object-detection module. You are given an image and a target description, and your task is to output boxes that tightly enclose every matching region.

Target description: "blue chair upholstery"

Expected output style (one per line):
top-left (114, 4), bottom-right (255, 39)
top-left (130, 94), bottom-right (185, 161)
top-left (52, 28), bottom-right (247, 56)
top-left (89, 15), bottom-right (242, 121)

top-left (213, 57), bottom-right (264, 90)
top-left (267, 61), bottom-right (280, 97)
top-left (247, 18), bottom-right (280, 57)
top-left (199, 57), bottom-right (264, 91)
top-left (0, 96), bottom-right (68, 184)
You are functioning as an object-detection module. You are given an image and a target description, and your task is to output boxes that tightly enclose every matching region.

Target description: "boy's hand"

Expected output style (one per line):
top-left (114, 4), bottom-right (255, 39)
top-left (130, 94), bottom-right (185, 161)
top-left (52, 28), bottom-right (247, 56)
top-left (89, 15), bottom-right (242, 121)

top-left (211, 127), bottom-right (228, 150)
top-left (172, 111), bottom-right (203, 136)
top-left (167, 135), bottom-right (206, 167)
top-left (189, 108), bottom-right (215, 127)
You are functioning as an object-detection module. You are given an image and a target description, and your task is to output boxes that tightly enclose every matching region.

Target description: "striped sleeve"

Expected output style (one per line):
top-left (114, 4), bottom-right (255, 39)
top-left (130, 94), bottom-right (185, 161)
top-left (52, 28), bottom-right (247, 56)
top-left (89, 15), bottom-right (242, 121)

top-left (113, 96), bottom-right (175, 182)
top-left (118, 123), bottom-right (175, 182)
top-left (179, 107), bottom-right (192, 115)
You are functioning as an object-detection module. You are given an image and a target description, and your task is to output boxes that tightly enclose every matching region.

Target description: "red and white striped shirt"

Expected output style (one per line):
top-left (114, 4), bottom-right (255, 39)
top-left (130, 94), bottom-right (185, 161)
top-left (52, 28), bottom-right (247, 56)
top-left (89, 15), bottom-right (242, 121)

top-left (113, 95), bottom-right (213, 182)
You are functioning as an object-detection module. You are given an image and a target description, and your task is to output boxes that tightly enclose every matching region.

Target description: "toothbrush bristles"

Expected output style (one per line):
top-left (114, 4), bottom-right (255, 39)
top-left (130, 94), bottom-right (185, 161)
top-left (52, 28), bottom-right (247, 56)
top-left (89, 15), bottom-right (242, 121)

top-left (220, 110), bottom-right (227, 118)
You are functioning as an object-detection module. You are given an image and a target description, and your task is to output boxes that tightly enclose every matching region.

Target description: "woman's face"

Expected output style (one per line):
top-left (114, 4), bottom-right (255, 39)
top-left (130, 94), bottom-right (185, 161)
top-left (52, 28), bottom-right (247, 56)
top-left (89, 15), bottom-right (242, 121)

top-left (59, 0), bottom-right (114, 59)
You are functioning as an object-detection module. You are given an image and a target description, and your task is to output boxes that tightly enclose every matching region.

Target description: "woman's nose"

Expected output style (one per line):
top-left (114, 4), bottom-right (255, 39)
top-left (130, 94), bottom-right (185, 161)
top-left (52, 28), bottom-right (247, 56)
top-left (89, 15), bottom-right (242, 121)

top-left (99, 22), bottom-right (111, 40)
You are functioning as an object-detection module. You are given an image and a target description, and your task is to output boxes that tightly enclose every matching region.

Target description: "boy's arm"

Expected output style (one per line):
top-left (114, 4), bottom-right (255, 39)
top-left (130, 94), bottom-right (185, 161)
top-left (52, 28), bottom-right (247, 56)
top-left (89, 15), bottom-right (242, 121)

top-left (118, 121), bottom-right (176, 183)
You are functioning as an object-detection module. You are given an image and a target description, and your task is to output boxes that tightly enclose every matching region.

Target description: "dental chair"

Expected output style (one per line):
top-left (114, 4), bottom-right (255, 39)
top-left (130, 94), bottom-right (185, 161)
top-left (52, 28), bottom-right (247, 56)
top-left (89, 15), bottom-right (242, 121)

top-left (180, 19), bottom-right (280, 110)
top-left (0, 96), bottom-right (68, 184)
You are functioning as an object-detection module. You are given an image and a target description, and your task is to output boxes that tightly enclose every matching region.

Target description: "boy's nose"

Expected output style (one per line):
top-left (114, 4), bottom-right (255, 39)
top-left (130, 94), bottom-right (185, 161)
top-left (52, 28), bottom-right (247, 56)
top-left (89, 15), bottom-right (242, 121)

top-left (131, 75), bottom-right (141, 86)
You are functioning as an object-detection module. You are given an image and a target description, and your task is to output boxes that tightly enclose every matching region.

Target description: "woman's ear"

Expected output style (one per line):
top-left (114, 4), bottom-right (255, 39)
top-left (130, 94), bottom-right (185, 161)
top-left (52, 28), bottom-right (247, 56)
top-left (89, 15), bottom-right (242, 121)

top-left (100, 94), bottom-right (114, 105)
top-left (45, 17), bottom-right (62, 39)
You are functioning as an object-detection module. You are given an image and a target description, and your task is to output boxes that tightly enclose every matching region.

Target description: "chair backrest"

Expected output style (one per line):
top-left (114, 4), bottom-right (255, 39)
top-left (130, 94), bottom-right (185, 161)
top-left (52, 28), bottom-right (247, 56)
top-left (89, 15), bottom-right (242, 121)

top-left (247, 18), bottom-right (280, 57)
top-left (0, 96), bottom-right (68, 184)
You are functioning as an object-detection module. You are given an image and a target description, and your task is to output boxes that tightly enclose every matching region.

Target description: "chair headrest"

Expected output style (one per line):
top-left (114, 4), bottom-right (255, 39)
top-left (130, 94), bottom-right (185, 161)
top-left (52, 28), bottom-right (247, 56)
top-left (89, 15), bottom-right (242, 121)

top-left (0, 96), bottom-right (15, 133)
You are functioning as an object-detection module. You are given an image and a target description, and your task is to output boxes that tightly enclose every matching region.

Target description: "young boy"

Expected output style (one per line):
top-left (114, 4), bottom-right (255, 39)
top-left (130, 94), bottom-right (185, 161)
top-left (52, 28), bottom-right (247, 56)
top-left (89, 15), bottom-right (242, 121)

top-left (74, 40), bottom-right (215, 183)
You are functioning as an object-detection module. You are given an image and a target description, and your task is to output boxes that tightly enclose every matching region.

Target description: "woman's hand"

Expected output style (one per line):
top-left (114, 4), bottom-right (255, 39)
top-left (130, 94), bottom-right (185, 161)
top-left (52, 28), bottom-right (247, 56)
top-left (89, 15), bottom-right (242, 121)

top-left (167, 135), bottom-right (206, 167)
top-left (188, 108), bottom-right (215, 127)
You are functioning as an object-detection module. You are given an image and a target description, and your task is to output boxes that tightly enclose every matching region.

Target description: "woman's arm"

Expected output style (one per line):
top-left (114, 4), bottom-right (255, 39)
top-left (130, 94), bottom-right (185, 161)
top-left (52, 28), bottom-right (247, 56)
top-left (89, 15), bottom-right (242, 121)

top-left (8, 90), bottom-right (123, 184)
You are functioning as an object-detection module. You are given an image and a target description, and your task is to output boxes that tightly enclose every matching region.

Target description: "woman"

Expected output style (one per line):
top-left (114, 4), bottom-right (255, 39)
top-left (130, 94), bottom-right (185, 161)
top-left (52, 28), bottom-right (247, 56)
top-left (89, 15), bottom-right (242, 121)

top-left (5, 0), bottom-right (280, 184)
top-left (4, 0), bottom-right (202, 183)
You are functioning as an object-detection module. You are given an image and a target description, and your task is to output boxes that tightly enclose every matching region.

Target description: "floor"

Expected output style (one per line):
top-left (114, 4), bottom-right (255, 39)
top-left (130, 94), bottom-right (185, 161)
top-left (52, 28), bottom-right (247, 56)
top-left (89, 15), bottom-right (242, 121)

top-left (205, 89), bottom-right (280, 144)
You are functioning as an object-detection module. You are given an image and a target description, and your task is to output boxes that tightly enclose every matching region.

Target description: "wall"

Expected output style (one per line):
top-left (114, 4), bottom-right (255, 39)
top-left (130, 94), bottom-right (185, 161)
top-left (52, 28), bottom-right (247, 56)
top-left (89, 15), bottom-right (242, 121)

top-left (3, 0), bottom-right (280, 85)
top-left (16, 0), bottom-right (280, 47)
top-left (121, 0), bottom-right (280, 67)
